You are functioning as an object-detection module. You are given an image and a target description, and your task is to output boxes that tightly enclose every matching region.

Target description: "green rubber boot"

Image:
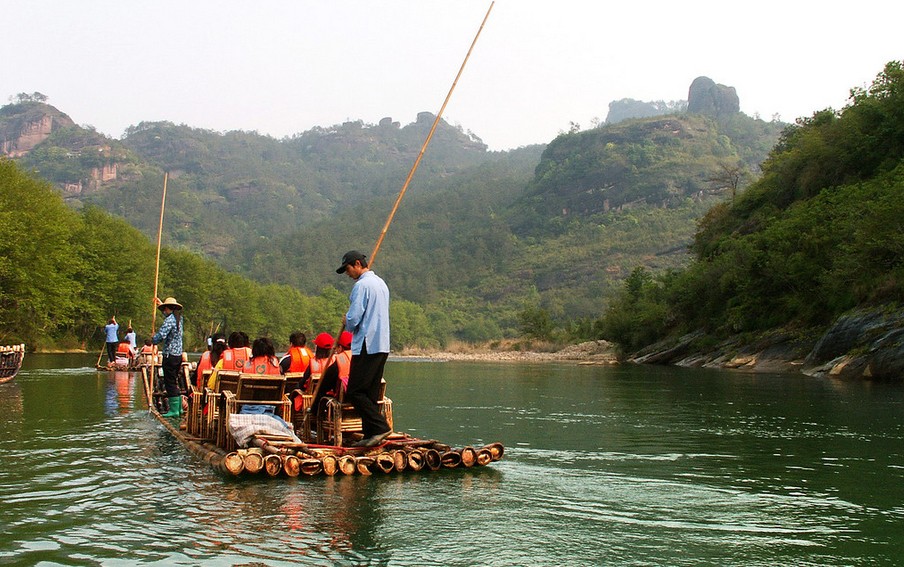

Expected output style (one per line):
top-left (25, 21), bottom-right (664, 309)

top-left (162, 396), bottom-right (182, 418)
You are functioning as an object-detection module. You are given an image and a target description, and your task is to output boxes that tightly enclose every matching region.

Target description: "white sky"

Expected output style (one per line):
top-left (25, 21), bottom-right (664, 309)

top-left (4, 1), bottom-right (902, 151)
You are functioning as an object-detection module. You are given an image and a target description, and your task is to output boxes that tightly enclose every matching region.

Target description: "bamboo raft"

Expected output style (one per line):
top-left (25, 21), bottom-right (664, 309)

top-left (0, 344), bottom-right (26, 384)
top-left (140, 363), bottom-right (504, 477)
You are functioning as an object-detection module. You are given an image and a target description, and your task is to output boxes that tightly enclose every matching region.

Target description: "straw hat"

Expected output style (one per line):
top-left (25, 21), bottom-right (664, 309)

top-left (157, 297), bottom-right (183, 311)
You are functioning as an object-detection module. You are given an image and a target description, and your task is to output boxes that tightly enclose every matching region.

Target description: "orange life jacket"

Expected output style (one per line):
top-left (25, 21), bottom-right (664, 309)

top-left (196, 351), bottom-right (212, 388)
top-left (140, 345), bottom-right (156, 355)
top-left (308, 356), bottom-right (332, 380)
top-left (286, 346), bottom-right (312, 373)
top-left (220, 347), bottom-right (252, 372)
top-left (249, 355), bottom-right (282, 376)
top-left (335, 350), bottom-right (351, 380)
top-left (116, 342), bottom-right (133, 356)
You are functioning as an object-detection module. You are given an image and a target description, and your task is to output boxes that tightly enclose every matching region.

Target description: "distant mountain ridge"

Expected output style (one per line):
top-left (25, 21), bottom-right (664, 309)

top-left (1, 80), bottom-right (787, 342)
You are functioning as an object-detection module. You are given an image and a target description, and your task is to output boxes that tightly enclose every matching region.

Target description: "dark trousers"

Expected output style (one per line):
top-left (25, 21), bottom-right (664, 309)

top-left (106, 341), bottom-right (118, 363)
top-left (162, 355), bottom-right (182, 397)
top-left (345, 343), bottom-right (390, 438)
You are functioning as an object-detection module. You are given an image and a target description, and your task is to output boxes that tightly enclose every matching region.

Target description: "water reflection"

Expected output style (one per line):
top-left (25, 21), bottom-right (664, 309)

top-left (2, 355), bottom-right (904, 565)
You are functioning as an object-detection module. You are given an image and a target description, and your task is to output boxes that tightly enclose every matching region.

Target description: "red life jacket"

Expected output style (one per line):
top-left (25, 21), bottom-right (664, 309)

top-left (220, 347), bottom-right (251, 372)
top-left (116, 342), bottom-right (133, 356)
top-left (249, 355), bottom-right (281, 376)
top-left (286, 346), bottom-right (312, 373)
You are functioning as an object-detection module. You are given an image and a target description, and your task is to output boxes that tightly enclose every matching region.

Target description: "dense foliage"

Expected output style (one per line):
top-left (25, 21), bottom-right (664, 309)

top-left (598, 62), bottom-right (904, 352)
top-left (0, 159), bottom-right (436, 351)
top-left (3, 90), bottom-right (787, 348)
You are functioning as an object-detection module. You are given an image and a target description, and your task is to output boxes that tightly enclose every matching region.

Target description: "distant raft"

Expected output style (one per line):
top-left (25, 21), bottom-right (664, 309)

top-left (0, 344), bottom-right (25, 384)
top-left (141, 363), bottom-right (504, 477)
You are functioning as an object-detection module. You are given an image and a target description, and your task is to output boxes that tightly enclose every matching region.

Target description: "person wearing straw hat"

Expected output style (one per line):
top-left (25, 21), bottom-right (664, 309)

top-left (336, 250), bottom-right (392, 447)
top-left (152, 296), bottom-right (185, 418)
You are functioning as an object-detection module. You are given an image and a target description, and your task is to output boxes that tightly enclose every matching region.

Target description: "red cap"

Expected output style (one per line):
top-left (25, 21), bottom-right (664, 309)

top-left (313, 332), bottom-right (334, 349)
top-left (339, 331), bottom-right (353, 349)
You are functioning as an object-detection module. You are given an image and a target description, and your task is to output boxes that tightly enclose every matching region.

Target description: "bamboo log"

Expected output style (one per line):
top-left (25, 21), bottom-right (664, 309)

top-left (283, 455), bottom-right (301, 477)
top-left (406, 449), bottom-right (425, 471)
top-left (321, 454), bottom-right (339, 476)
top-left (264, 454), bottom-right (283, 476)
top-left (482, 442), bottom-right (505, 461)
top-left (338, 455), bottom-right (357, 476)
top-left (355, 456), bottom-right (375, 476)
top-left (392, 450), bottom-right (407, 472)
top-left (424, 448), bottom-right (442, 471)
top-left (476, 448), bottom-right (493, 466)
top-left (301, 458), bottom-right (323, 476)
top-left (375, 453), bottom-right (395, 473)
top-left (441, 450), bottom-right (462, 468)
top-left (460, 446), bottom-right (477, 467)
top-left (224, 452), bottom-right (245, 475)
top-left (244, 449), bottom-right (265, 474)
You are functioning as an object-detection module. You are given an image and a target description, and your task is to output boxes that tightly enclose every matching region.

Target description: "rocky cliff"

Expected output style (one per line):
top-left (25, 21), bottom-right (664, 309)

top-left (630, 305), bottom-right (904, 381)
top-left (0, 102), bottom-right (75, 157)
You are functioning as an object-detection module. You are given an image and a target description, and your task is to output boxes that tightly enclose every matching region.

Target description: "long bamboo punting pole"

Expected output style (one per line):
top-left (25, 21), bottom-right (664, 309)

top-left (368, 1), bottom-right (494, 269)
top-left (151, 172), bottom-right (168, 336)
top-left (313, 2), bottom-right (495, 409)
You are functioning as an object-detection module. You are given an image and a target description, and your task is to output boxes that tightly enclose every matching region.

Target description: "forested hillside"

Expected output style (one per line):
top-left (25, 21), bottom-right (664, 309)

top-left (599, 61), bottom-right (904, 353)
top-left (0, 159), bottom-right (440, 350)
top-left (2, 81), bottom-right (786, 347)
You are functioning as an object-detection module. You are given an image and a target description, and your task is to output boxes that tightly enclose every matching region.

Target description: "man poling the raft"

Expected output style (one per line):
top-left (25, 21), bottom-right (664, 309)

top-left (151, 296), bottom-right (185, 418)
top-left (336, 251), bottom-right (392, 447)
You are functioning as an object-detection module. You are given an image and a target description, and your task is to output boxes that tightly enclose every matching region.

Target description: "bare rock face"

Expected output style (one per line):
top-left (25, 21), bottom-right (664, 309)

top-left (0, 103), bottom-right (75, 157)
top-left (687, 76), bottom-right (740, 117)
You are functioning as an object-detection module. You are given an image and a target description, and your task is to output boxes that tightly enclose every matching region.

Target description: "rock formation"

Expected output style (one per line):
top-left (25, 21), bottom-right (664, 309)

top-left (687, 76), bottom-right (740, 117)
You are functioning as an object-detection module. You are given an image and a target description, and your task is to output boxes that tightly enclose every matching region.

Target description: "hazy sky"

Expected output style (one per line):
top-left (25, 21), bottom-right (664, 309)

top-left (5, 1), bottom-right (901, 150)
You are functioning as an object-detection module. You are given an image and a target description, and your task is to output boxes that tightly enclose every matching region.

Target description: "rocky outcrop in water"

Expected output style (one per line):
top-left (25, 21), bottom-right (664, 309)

top-left (629, 305), bottom-right (904, 380)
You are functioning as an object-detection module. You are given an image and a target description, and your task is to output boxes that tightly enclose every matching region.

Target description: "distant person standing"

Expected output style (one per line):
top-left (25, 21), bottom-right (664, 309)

top-left (336, 250), bottom-right (392, 447)
top-left (104, 316), bottom-right (120, 363)
top-left (125, 326), bottom-right (137, 350)
top-left (152, 297), bottom-right (184, 418)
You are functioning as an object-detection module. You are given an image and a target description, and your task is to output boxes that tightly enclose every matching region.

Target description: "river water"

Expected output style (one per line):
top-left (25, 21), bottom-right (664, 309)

top-left (1, 354), bottom-right (902, 566)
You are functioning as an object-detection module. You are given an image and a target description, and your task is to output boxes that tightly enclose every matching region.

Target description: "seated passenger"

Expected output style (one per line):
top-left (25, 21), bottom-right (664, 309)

top-left (196, 332), bottom-right (226, 389)
top-left (280, 331), bottom-right (312, 376)
top-left (303, 332), bottom-right (335, 392)
top-left (114, 336), bottom-right (137, 367)
top-left (248, 337), bottom-right (281, 375)
top-left (207, 331), bottom-right (252, 391)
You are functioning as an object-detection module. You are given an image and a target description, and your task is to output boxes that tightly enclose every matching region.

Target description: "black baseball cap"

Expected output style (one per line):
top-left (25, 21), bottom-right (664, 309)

top-left (336, 250), bottom-right (367, 274)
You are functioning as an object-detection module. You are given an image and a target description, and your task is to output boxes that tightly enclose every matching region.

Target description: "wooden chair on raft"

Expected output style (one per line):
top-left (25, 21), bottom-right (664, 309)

top-left (202, 370), bottom-right (241, 443)
top-left (187, 369), bottom-right (214, 437)
top-left (310, 378), bottom-right (393, 447)
top-left (219, 373), bottom-right (291, 452)
top-left (283, 372), bottom-right (309, 434)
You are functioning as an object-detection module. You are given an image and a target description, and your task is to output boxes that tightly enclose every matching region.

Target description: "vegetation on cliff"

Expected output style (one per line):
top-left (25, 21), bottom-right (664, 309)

top-left (598, 61), bottom-right (904, 353)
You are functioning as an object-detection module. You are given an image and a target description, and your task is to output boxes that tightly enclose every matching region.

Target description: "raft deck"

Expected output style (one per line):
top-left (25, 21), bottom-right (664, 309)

top-left (140, 363), bottom-right (504, 477)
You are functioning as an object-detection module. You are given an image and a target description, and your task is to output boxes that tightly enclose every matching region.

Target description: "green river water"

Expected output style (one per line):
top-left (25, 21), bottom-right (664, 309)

top-left (1, 353), bottom-right (902, 566)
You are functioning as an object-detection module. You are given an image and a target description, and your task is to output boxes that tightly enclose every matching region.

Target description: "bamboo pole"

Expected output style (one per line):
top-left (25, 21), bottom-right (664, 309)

top-left (368, 1), bottom-right (494, 269)
top-left (151, 172), bottom-right (168, 336)
top-left (312, 3), bottom-right (495, 416)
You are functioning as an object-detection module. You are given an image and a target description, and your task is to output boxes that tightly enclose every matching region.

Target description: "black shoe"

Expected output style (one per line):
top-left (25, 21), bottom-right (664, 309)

top-left (353, 430), bottom-right (392, 448)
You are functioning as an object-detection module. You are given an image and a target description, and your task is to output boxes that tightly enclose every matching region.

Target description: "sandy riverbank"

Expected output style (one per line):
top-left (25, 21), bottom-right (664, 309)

top-left (395, 340), bottom-right (620, 364)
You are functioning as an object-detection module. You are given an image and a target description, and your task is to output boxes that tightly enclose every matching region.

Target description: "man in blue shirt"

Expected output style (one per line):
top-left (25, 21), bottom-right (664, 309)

top-left (336, 250), bottom-right (392, 447)
top-left (104, 316), bottom-right (119, 363)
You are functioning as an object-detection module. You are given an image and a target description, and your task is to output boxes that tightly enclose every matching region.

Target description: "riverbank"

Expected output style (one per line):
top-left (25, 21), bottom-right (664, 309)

top-left (396, 340), bottom-right (620, 365)
top-left (628, 305), bottom-right (904, 381)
